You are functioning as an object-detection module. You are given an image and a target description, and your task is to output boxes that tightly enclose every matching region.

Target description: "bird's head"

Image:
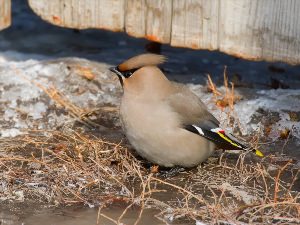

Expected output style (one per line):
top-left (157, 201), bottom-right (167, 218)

top-left (109, 54), bottom-right (167, 89)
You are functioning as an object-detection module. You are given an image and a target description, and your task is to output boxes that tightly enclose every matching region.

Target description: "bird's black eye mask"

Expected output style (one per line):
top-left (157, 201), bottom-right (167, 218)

top-left (121, 68), bottom-right (138, 78)
top-left (109, 66), bottom-right (138, 78)
top-left (109, 66), bottom-right (138, 86)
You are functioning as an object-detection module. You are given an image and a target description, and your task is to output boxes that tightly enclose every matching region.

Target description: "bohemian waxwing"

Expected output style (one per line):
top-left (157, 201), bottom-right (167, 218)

top-left (110, 54), bottom-right (263, 167)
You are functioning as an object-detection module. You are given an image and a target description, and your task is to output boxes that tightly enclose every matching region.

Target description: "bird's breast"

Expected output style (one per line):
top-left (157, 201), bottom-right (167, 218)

top-left (120, 95), bottom-right (178, 136)
top-left (119, 95), bottom-right (215, 167)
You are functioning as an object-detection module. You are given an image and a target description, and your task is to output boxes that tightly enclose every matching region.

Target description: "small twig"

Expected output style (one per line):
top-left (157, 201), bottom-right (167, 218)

top-left (274, 160), bottom-right (292, 204)
top-left (207, 74), bottom-right (222, 97)
top-left (99, 213), bottom-right (119, 225)
top-left (281, 125), bottom-right (294, 154)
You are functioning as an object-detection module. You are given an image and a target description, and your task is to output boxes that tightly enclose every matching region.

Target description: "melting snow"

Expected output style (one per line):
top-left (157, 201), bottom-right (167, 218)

top-left (0, 51), bottom-right (120, 138)
top-left (189, 84), bottom-right (300, 145)
top-left (0, 51), bottom-right (299, 158)
top-left (0, 128), bottom-right (24, 138)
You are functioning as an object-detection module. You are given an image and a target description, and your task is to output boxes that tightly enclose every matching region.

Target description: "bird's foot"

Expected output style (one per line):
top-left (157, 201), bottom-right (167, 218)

top-left (150, 165), bottom-right (159, 173)
top-left (157, 166), bottom-right (186, 178)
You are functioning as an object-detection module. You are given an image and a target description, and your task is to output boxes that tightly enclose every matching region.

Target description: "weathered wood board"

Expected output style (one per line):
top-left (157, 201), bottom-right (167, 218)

top-left (28, 0), bottom-right (125, 31)
top-left (28, 0), bottom-right (300, 64)
top-left (0, 0), bottom-right (11, 30)
top-left (171, 0), bottom-right (219, 50)
top-left (218, 0), bottom-right (300, 64)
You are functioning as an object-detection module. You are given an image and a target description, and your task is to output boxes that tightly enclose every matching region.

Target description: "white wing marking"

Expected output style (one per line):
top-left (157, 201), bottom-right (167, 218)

top-left (192, 125), bottom-right (204, 135)
top-left (211, 128), bottom-right (224, 133)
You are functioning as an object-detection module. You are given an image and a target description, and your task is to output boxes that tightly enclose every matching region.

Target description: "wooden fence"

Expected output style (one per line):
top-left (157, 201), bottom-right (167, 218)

top-left (0, 0), bottom-right (10, 30)
top-left (1, 0), bottom-right (300, 64)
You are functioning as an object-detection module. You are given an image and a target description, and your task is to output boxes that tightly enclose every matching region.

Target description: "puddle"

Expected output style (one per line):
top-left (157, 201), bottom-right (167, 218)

top-left (0, 204), bottom-right (193, 225)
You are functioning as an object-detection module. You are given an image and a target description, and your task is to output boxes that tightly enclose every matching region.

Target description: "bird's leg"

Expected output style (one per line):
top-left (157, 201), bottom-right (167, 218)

top-left (146, 164), bottom-right (186, 177)
top-left (158, 166), bottom-right (186, 178)
top-left (150, 165), bottom-right (159, 173)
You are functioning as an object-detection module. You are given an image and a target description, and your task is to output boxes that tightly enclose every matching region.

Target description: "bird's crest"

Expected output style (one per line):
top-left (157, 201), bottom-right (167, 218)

top-left (118, 54), bottom-right (166, 71)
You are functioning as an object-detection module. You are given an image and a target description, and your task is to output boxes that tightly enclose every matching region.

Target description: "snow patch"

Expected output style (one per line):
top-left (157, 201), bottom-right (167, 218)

top-left (0, 50), bottom-right (49, 63)
top-left (221, 182), bottom-right (259, 205)
top-left (196, 221), bottom-right (208, 225)
top-left (0, 129), bottom-right (24, 138)
top-left (189, 84), bottom-right (300, 144)
top-left (21, 102), bottom-right (47, 119)
top-left (237, 89), bottom-right (300, 140)
top-left (0, 52), bottom-right (120, 137)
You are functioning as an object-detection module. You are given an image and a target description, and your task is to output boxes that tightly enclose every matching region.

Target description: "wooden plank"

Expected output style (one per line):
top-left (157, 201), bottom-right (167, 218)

top-left (145, 0), bottom-right (172, 43)
top-left (125, 0), bottom-right (146, 37)
top-left (171, 0), bottom-right (218, 49)
top-left (171, 0), bottom-right (189, 47)
top-left (98, 0), bottom-right (125, 31)
top-left (0, 0), bottom-right (11, 30)
top-left (219, 0), bottom-right (300, 64)
top-left (28, 0), bottom-right (300, 64)
top-left (28, 0), bottom-right (125, 31)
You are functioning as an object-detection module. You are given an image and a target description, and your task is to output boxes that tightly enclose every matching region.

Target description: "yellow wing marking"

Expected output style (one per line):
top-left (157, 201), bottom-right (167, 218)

top-left (216, 132), bottom-right (242, 148)
top-left (217, 131), bottom-right (264, 157)
top-left (254, 149), bottom-right (264, 157)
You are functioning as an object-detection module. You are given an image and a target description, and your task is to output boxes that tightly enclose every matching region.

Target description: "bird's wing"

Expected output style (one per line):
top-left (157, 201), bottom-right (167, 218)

top-left (166, 83), bottom-right (220, 125)
top-left (185, 124), bottom-right (263, 157)
top-left (166, 84), bottom-right (263, 157)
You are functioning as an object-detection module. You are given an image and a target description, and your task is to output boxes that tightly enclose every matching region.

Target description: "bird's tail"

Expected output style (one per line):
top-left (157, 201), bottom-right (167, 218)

top-left (252, 149), bottom-right (264, 157)
top-left (186, 125), bottom-right (264, 157)
top-left (212, 128), bottom-right (264, 157)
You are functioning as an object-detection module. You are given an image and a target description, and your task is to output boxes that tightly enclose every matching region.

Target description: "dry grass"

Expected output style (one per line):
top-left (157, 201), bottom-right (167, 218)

top-left (0, 129), bottom-right (299, 224)
top-left (206, 67), bottom-right (261, 142)
top-left (1, 66), bottom-right (299, 224)
top-left (207, 67), bottom-right (241, 110)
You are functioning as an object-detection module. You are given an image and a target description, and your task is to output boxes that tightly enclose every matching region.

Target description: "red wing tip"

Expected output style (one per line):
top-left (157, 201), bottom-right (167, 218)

top-left (211, 128), bottom-right (225, 134)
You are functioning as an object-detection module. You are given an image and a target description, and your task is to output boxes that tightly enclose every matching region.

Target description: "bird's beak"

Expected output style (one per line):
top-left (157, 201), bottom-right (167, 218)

top-left (109, 67), bottom-right (124, 78)
top-left (109, 66), bottom-right (124, 87)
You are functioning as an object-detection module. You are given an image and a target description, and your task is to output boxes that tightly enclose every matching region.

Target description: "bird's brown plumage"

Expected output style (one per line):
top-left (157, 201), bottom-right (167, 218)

top-left (118, 54), bottom-right (166, 71)
top-left (110, 54), bottom-right (262, 167)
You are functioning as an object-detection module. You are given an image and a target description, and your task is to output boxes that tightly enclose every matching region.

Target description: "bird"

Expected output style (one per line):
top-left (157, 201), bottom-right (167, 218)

top-left (109, 54), bottom-right (264, 167)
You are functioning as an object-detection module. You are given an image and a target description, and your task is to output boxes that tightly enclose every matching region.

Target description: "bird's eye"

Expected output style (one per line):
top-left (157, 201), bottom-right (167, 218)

top-left (122, 68), bottom-right (138, 78)
top-left (124, 71), bottom-right (133, 77)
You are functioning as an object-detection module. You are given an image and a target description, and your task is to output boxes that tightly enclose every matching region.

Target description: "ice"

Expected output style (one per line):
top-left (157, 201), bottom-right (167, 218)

top-left (196, 221), bottom-right (208, 225)
top-left (4, 108), bottom-right (18, 121)
top-left (0, 50), bottom-right (49, 63)
top-left (13, 190), bottom-right (24, 201)
top-left (236, 89), bottom-right (300, 140)
top-left (220, 182), bottom-right (259, 205)
top-left (189, 83), bottom-right (300, 144)
top-left (0, 128), bottom-right (24, 138)
top-left (0, 51), bottom-right (121, 138)
top-left (21, 102), bottom-right (47, 119)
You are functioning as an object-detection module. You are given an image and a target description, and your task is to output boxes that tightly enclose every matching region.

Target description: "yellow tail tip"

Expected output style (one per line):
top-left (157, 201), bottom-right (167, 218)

top-left (255, 149), bottom-right (264, 157)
